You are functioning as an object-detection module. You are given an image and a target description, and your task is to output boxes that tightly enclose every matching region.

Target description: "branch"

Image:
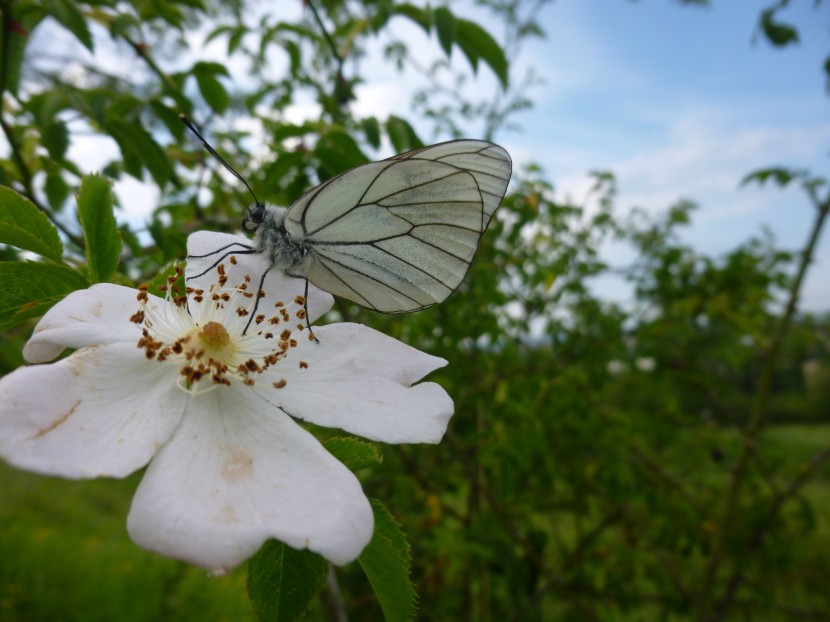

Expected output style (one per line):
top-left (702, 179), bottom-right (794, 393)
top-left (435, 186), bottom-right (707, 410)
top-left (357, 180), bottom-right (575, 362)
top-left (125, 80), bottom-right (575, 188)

top-left (700, 181), bottom-right (830, 619)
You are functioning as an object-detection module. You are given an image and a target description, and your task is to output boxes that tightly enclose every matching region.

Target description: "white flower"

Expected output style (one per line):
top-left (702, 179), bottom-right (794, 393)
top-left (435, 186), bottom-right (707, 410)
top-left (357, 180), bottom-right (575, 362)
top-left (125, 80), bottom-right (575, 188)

top-left (0, 231), bottom-right (454, 573)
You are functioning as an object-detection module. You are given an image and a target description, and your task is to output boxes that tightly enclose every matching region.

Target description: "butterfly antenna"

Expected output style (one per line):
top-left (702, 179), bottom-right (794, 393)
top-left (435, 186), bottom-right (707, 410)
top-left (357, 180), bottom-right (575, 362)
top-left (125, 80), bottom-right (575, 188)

top-left (179, 114), bottom-right (261, 206)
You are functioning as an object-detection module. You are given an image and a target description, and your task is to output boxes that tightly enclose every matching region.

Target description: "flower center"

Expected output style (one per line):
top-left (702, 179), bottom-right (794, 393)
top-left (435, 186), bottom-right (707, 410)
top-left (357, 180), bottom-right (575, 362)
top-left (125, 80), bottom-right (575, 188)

top-left (197, 321), bottom-right (235, 359)
top-left (130, 263), bottom-right (311, 395)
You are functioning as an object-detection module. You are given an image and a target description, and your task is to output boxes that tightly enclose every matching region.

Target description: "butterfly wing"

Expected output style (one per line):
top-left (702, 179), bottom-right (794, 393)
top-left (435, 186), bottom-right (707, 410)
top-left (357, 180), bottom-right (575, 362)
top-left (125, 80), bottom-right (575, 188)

top-left (389, 140), bottom-right (512, 229)
top-left (283, 140), bottom-right (512, 313)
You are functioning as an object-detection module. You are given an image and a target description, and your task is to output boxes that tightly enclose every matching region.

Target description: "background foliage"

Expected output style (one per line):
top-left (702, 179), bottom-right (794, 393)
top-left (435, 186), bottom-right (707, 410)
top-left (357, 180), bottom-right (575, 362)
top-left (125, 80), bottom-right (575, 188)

top-left (0, 0), bottom-right (829, 620)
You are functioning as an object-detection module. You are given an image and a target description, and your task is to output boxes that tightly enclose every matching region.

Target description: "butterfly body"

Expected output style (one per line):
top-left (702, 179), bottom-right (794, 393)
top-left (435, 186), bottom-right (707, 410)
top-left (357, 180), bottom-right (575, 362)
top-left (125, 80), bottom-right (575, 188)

top-left (247, 204), bottom-right (311, 274)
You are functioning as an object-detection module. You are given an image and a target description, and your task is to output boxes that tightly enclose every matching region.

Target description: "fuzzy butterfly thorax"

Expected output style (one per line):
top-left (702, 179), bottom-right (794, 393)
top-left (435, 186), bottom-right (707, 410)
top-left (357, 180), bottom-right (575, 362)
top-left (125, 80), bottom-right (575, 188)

top-left (253, 204), bottom-right (311, 273)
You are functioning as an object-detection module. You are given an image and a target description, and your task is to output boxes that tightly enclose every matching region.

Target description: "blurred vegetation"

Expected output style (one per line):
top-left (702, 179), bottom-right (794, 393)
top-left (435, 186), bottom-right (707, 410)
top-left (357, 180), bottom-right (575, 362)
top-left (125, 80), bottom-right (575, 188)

top-left (0, 0), bottom-right (828, 620)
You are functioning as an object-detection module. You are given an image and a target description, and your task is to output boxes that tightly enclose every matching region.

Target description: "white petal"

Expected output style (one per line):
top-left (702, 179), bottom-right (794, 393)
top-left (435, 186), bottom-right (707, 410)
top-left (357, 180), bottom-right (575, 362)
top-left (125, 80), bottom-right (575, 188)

top-left (127, 387), bottom-right (374, 572)
top-left (0, 343), bottom-right (187, 478)
top-left (258, 323), bottom-right (454, 444)
top-left (186, 231), bottom-right (333, 324)
top-left (23, 284), bottom-right (144, 363)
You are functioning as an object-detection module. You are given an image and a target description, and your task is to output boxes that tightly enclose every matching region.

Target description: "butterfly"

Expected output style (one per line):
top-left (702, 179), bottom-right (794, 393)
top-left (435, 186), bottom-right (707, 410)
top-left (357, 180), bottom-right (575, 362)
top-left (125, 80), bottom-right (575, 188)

top-left (181, 117), bottom-right (512, 336)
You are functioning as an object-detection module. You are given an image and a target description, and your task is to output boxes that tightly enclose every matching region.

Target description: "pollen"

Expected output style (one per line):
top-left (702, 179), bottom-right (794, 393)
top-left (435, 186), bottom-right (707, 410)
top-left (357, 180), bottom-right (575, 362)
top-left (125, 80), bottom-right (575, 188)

top-left (130, 265), bottom-right (308, 396)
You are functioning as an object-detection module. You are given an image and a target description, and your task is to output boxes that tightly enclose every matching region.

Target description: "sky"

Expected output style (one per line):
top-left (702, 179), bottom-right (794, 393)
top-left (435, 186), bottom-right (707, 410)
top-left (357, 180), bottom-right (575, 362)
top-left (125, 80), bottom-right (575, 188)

top-left (508, 0), bottom-right (830, 310)
top-left (23, 0), bottom-right (830, 311)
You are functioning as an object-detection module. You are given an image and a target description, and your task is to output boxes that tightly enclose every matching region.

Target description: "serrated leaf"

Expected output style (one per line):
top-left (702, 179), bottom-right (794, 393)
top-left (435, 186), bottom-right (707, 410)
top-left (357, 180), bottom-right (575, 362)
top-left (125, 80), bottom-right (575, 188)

top-left (77, 174), bottom-right (120, 283)
top-left (49, 0), bottom-right (94, 52)
top-left (0, 186), bottom-right (63, 260)
top-left (359, 499), bottom-right (417, 622)
top-left (0, 261), bottom-right (88, 330)
top-left (455, 19), bottom-right (509, 90)
top-left (386, 116), bottom-right (423, 153)
top-left (434, 7), bottom-right (455, 57)
top-left (195, 72), bottom-right (230, 114)
top-left (324, 437), bottom-right (383, 471)
top-left (247, 539), bottom-right (328, 622)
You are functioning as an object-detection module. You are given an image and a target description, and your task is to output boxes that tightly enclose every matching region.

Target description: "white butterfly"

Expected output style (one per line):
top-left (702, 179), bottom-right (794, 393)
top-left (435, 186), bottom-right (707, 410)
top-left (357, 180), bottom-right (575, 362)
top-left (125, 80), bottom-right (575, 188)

top-left (183, 121), bottom-right (511, 333)
top-left (242, 140), bottom-right (511, 314)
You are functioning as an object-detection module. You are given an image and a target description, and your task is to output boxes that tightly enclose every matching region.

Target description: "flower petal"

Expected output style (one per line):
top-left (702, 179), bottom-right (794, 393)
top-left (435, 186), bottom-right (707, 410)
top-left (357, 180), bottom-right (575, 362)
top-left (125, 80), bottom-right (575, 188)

top-left (186, 231), bottom-right (333, 324)
top-left (127, 387), bottom-right (373, 572)
top-left (0, 342), bottom-right (187, 478)
top-left (258, 323), bottom-right (454, 444)
top-left (23, 284), bottom-right (145, 363)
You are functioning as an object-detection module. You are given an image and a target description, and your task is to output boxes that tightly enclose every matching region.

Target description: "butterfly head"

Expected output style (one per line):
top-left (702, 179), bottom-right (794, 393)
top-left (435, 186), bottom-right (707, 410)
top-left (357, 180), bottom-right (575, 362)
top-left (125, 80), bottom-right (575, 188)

top-left (242, 202), bottom-right (265, 234)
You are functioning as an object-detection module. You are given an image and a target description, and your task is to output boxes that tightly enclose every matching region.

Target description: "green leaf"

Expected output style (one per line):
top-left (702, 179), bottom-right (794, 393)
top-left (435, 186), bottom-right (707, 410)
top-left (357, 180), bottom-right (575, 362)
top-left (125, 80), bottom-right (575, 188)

top-left (0, 261), bottom-right (88, 330)
top-left (323, 437), bottom-right (383, 471)
top-left (44, 170), bottom-right (71, 209)
top-left (193, 61), bottom-right (231, 77)
top-left (434, 7), bottom-right (455, 57)
top-left (393, 3), bottom-right (431, 33)
top-left (144, 260), bottom-right (185, 298)
top-left (204, 24), bottom-right (234, 46)
top-left (149, 99), bottom-right (186, 141)
top-left (247, 539), bottom-right (328, 622)
top-left (314, 131), bottom-right (369, 179)
top-left (195, 72), bottom-right (230, 114)
top-left (741, 167), bottom-right (806, 188)
top-left (42, 119), bottom-right (70, 161)
top-left (2, 7), bottom-right (45, 97)
top-left (272, 122), bottom-right (316, 142)
top-left (358, 499), bottom-right (417, 622)
top-left (760, 8), bottom-right (799, 47)
top-left (0, 185), bottom-right (63, 260)
top-left (108, 119), bottom-right (172, 187)
top-left (386, 116), bottom-right (423, 153)
top-left (77, 175), bottom-right (120, 283)
top-left (361, 117), bottom-right (381, 149)
top-left (48, 0), bottom-right (94, 52)
top-left (455, 19), bottom-right (509, 90)
top-left (109, 12), bottom-right (140, 38)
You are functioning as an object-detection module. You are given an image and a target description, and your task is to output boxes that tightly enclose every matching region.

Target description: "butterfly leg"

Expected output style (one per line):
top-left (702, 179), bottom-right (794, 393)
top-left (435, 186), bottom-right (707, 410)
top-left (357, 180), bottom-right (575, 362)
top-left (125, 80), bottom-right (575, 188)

top-left (186, 243), bottom-right (256, 281)
top-left (303, 278), bottom-right (318, 344)
top-left (242, 265), bottom-right (272, 336)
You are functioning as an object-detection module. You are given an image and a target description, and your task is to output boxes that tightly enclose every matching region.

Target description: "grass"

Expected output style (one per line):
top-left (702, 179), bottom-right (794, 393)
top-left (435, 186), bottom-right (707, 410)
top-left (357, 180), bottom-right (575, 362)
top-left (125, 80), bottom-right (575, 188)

top-left (0, 466), bottom-right (255, 622)
top-left (0, 423), bottom-right (827, 621)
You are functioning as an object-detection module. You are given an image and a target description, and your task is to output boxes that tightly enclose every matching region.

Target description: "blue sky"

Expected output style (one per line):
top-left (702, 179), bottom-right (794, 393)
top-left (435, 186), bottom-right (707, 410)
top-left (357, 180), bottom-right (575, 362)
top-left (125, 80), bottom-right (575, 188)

top-left (508, 0), bottom-right (829, 310)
